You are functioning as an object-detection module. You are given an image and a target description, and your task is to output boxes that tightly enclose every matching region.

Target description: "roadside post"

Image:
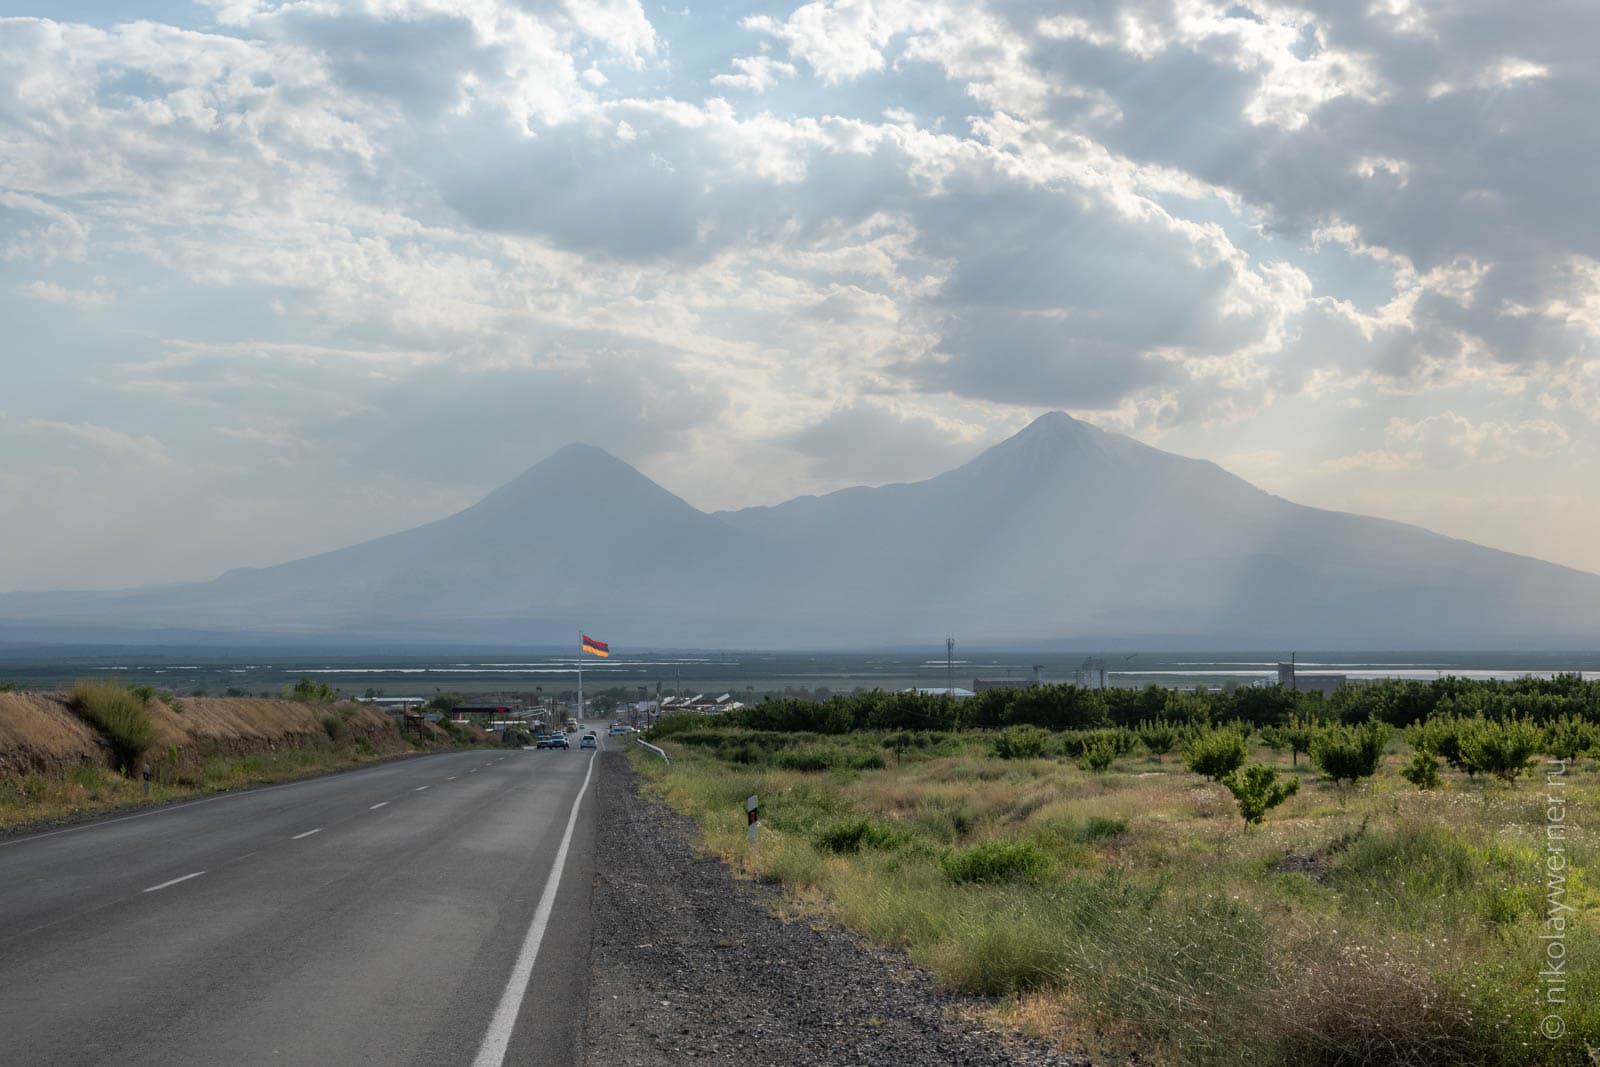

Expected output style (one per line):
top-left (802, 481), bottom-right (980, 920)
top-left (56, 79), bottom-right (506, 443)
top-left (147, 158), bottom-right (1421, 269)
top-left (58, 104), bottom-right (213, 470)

top-left (141, 762), bottom-right (151, 796)
top-left (746, 794), bottom-right (759, 847)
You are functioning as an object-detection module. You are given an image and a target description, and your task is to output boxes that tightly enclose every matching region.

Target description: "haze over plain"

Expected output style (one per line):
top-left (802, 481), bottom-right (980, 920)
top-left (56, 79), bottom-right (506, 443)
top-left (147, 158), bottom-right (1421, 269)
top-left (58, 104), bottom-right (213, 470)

top-left (7, 413), bottom-right (1597, 649)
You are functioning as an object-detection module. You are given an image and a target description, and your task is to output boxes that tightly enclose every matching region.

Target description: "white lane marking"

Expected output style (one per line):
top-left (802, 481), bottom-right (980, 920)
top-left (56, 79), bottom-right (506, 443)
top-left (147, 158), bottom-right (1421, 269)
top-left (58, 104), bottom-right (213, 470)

top-left (414, 786), bottom-right (429, 792)
top-left (142, 871), bottom-right (205, 893)
top-left (291, 828), bottom-right (323, 840)
top-left (370, 802), bottom-right (388, 810)
top-left (0, 753), bottom-right (451, 849)
top-left (447, 776), bottom-right (458, 781)
top-left (472, 752), bottom-right (598, 1067)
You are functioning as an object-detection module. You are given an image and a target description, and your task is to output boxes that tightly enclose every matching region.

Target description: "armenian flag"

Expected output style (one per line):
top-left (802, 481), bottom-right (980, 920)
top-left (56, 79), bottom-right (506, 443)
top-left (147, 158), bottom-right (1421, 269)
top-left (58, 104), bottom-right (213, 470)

top-left (581, 633), bottom-right (609, 658)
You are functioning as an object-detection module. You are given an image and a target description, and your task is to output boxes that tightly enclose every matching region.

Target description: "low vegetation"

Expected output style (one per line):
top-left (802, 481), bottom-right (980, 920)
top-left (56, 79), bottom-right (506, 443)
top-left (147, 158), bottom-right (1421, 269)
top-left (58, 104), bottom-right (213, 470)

top-left (639, 680), bottom-right (1600, 1065)
top-left (68, 679), bottom-right (156, 774)
top-left (1, 683), bottom-right (484, 829)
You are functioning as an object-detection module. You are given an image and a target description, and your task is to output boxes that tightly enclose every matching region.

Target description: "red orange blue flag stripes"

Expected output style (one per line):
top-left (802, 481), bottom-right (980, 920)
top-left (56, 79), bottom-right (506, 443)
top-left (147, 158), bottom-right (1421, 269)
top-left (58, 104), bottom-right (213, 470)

top-left (581, 634), bottom-right (609, 658)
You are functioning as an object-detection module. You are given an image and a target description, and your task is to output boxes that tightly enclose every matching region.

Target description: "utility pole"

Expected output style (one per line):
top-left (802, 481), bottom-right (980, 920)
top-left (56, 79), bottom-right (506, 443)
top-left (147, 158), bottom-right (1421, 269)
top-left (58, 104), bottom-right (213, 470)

top-left (946, 636), bottom-right (955, 697)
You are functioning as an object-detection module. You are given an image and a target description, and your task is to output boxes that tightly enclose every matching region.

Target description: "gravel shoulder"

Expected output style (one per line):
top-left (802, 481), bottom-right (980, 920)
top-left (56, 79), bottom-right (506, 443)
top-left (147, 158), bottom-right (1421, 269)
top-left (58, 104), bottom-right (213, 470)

top-left (583, 749), bottom-right (1088, 1067)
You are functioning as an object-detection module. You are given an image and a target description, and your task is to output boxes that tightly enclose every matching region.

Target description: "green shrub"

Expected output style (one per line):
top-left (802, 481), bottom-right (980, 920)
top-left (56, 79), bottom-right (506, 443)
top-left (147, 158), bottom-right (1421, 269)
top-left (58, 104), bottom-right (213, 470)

top-left (1137, 720), bottom-right (1179, 755)
top-left (1311, 720), bottom-right (1390, 785)
top-left (0, 680), bottom-right (16, 692)
top-left (1077, 739), bottom-right (1117, 772)
top-left (815, 818), bottom-right (905, 854)
top-left (1060, 727), bottom-right (1138, 759)
top-left (774, 747), bottom-right (836, 772)
top-left (69, 680), bottom-right (157, 774)
top-left (1183, 727), bottom-right (1248, 781)
top-left (1544, 714), bottom-right (1597, 761)
top-left (992, 725), bottom-right (1049, 760)
top-left (943, 839), bottom-right (1053, 884)
top-left (849, 750), bottom-right (888, 771)
top-left (1400, 750), bottom-right (1440, 790)
top-left (285, 677), bottom-right (339, 703)
top-left (321, 714), bottom-right (345, 741)
top-left (1459, 716), bottom-right (1541, 783)
top-left (128, 684), bottom-right (158, 705)
top-left (1221, 764), bottom-right (1299, 825)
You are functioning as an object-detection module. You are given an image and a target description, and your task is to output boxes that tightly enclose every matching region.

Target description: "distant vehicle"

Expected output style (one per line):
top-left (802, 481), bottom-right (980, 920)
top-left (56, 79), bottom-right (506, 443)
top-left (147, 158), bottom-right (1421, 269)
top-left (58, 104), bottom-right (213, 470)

top-left (535, 735), bottom-right (557, 749)
top-left (580, 735), bottom-right (596, 749)
top-left (547, 734), bottom-right (570, 749)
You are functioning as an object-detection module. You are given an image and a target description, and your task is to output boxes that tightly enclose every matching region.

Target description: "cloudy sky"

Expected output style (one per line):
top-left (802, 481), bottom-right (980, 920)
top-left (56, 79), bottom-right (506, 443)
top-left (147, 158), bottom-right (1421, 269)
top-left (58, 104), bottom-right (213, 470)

top-left (2, 0), bottom-right (1596, 591)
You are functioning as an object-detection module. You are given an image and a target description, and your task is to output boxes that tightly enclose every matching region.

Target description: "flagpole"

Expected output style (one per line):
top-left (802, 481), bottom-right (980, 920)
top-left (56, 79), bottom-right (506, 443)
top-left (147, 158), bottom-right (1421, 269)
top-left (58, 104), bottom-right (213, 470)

top-left (577, 628), bottom-right (583, 722)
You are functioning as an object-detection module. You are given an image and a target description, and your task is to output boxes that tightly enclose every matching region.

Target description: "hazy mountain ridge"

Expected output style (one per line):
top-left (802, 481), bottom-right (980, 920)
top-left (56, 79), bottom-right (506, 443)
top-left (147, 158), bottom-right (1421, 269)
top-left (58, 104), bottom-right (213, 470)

top-left (4, 415), bottom-right (1598, 648)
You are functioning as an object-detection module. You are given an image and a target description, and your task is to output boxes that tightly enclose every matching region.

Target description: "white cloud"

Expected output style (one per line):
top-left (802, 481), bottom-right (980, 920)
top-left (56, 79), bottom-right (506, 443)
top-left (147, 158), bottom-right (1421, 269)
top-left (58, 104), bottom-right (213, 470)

top-left (712, 55), bottom-right (798, 93)
top-left (20, 279), bottom-right (113, 308)
top-left (1, 0), bottom-right (1598, 584)
top-left (22, 419), bottom-right (170, 465)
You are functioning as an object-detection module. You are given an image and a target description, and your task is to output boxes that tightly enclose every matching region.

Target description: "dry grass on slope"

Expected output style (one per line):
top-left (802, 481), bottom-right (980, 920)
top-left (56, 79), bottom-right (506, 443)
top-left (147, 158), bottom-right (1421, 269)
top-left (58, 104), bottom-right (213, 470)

top-left (0, 691), bottom-right (108, 778)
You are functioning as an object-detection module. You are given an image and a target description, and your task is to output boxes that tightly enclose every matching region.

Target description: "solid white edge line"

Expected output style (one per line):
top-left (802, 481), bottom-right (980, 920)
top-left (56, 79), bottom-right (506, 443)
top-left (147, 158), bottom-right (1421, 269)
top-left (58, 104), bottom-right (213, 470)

top-left (291, 828), bottom-right (323, 840)
top-left (370, 802), bottom-right (388, 810)
top-left (471, 750), bottom-right (597, 1067)
top-left (142, 871), bottom-right (205, 893)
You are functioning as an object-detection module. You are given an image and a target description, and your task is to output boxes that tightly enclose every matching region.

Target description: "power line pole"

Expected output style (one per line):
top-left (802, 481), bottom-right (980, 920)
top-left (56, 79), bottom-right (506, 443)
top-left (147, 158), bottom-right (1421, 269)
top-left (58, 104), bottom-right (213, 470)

top-left (947, 636), bottom-right (955, 697)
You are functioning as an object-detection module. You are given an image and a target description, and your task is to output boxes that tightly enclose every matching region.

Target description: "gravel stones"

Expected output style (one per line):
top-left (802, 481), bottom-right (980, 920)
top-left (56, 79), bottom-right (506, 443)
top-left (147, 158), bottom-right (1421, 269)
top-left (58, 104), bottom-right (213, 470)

top-left (583, 751), bottom-right (1088, 1067)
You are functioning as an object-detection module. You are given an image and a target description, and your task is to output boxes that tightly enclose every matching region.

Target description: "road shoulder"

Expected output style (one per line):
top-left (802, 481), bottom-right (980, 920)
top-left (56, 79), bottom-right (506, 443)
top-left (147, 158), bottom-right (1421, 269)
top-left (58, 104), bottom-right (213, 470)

top-left (583, 750), bottom-right (1086, 1067)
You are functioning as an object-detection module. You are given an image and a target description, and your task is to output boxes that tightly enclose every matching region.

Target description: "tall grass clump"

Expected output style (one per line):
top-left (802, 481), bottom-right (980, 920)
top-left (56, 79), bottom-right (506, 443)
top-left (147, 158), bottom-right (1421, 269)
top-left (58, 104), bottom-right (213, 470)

top-left (69, 680), bottom-right (157, 775)
top-left (943, 839), bottom-right (1052, 884)
top-left (815, 818), bottom-right (905, 854)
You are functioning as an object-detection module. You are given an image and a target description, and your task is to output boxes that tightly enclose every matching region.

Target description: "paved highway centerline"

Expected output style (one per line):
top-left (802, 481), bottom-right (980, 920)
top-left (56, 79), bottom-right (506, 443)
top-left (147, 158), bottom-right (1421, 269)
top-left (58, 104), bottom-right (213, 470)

top-left (291, 828), bottom-right (323, 840)
top-left (414, 786), bottom-right (429, 792)
top-left (142, 871), bottom-right (205, 893)
top-left (472, 751), bottom-right (598, 1067)
top-left (369, 802), bottom-right (388, 810)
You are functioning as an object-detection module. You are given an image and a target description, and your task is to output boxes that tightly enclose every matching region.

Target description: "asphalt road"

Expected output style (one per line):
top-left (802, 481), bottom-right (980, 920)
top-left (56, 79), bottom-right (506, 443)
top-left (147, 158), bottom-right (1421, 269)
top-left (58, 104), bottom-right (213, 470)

top-left (0, 734), bottom-right (607, 1066)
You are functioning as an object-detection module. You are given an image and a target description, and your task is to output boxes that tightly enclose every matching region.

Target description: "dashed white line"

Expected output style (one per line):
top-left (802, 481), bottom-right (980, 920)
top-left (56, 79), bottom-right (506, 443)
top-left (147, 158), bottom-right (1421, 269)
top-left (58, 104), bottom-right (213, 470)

top-left (291, 828), bottom-right (323, 840)
top-left (414, 785), bottom-right (429, 792)
top-left (370, 802), bottom-right (388, 810)
top-left (143, 871), bottom-right (205, 893)
top-left (447, 776), bottom-right (458, 781)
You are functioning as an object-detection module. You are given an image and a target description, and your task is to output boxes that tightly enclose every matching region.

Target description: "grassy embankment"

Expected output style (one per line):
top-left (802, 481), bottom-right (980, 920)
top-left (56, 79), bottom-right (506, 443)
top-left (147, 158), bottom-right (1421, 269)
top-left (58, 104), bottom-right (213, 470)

top-left (634, 719), bottom-right (1597, 1066)
top-left (0, 680), bottom-right (485, 830)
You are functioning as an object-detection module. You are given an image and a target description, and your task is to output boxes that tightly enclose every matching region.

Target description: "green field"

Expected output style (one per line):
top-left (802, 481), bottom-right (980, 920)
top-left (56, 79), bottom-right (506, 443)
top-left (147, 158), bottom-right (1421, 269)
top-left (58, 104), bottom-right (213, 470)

top-left (634, 710), bottom-right (1597, 1065)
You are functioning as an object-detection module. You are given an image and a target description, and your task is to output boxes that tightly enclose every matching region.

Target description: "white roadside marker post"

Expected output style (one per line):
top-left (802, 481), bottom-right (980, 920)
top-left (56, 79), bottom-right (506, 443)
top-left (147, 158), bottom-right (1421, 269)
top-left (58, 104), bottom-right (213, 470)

top-left (746, 794), bottom-right (759, 847)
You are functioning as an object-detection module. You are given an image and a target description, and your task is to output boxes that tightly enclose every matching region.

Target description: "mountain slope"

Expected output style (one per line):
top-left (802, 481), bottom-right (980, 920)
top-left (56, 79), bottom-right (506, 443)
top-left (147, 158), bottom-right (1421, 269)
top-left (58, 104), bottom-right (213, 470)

top-left (717, 413), bottom-right (1600, 645)
top-left (4, 416), bottom-right (1599, 648)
